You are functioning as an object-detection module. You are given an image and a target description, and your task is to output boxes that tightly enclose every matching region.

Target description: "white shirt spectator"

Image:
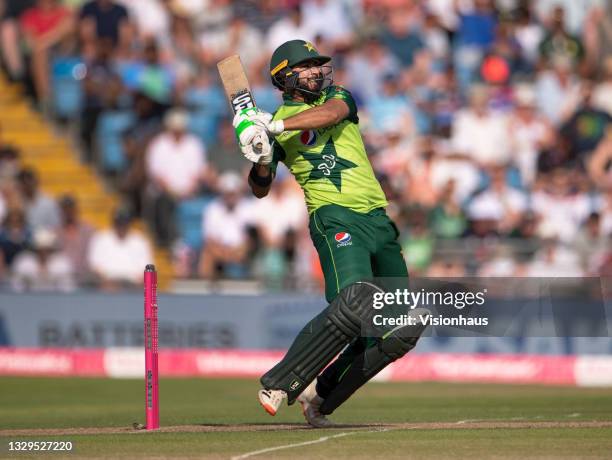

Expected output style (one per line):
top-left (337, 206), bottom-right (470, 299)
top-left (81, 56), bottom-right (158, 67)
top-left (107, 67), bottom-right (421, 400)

top-left (200, 21), bottom-right (264, 69)
top-left (468, 187), bottom-right (528, 221)
top-left (119, 0), bottom-right (170, 41)
top-left (451, 108), bottom-right (511, 165)
top-left (26, 193), bottom-right (61, 231)
top-left (146, 132), bottom-right (206, 197)
top-left (11, 251), bottom-right (75, 292)
top-left (88, 229), bottom-right (153, 283)
top-left (532, 191), bottom-right (592, 242)
top-left (535, 69), bottom-right (581, 125)
top-left (266, 16), bottom-right (314, 53)
top-left (203, 198), bottom-right (251, 248)
top-left (251, 183), bottom-right (307, 246)
top-left (301, 0), bottom-right (352, 42)
top-left (431, 159), bottom-right (481, 204)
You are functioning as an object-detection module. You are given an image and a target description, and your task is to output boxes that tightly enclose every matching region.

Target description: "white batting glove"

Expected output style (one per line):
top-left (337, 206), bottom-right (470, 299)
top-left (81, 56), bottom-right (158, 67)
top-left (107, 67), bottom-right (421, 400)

top-left (251, 111), bottom-right (285, 135)
top-left (241, 131), bottom-right (273, 165)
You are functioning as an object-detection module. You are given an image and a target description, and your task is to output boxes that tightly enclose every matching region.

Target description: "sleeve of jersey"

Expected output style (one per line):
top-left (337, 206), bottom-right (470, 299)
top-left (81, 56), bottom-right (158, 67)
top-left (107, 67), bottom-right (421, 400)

top-left (324, 85), bottom-right (358, 123)
top-left (269, 140), bottom-right (286, 175)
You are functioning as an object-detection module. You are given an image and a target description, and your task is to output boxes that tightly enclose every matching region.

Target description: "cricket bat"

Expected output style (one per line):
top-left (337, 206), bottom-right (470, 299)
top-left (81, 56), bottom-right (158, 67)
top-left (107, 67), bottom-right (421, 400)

top-left (217, 54), bottom-right (263, 152)
top-left (217, 54), bottom-right (257, 114)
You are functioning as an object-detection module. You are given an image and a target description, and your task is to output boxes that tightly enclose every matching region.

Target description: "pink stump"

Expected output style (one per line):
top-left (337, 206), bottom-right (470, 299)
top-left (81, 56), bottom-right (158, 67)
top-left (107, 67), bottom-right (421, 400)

top-left (144, 264), bottom-right (159, 430)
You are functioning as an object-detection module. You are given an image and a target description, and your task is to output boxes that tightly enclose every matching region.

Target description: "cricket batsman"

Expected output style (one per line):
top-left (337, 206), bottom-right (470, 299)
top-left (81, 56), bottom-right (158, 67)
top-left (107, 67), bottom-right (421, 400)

top-left (232, 40), bottom-right (428, 427)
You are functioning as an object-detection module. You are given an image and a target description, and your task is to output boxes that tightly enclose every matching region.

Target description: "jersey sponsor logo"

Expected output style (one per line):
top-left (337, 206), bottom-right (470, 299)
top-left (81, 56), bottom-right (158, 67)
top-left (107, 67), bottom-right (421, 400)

top-left (300, 130), bottom-right (317, 146)
top-left (334, 232), bottom-right (352, 247)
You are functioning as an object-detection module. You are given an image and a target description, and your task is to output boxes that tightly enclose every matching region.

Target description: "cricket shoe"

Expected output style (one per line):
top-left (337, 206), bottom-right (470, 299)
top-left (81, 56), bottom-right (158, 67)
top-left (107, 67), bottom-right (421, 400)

top-left (258, 388), bottom-right (287, 416)
top-left (297, 380), bottom-right (334, 428)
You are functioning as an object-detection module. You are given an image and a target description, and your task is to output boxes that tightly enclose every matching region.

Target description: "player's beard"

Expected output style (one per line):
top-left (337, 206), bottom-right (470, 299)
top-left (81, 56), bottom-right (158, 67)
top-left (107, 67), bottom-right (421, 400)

top-left (295, 66), bottom-right (333, 101)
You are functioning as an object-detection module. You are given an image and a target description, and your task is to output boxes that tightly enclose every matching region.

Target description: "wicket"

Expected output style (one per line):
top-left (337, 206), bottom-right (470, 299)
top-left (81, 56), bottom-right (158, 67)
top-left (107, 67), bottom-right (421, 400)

top-left (144, 264), bottom-right (159, 430)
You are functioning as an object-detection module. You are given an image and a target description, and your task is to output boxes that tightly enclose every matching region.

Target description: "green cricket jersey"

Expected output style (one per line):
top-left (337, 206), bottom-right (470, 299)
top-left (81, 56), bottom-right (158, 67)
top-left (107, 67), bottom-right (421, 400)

top-left (270, 85), bottom-right (388, 214)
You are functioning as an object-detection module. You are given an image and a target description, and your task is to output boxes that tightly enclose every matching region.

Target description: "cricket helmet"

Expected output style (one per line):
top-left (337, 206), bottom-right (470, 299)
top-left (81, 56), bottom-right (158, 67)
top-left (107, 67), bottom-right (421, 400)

top-left (270, 40), bottom-right (333, 99)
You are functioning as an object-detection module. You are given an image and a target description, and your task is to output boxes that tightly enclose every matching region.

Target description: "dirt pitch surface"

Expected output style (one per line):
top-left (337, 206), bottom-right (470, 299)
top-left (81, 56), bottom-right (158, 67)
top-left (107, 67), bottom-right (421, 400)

top-left (2, 420), bottom-right (612, 437)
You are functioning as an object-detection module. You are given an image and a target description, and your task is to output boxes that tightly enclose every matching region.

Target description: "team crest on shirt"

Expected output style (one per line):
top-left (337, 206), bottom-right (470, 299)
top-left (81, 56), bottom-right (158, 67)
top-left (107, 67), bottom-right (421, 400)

top-left (300, 130), bottom-right (317, 146)
top-left (335, 232), bottom-right (352, 247)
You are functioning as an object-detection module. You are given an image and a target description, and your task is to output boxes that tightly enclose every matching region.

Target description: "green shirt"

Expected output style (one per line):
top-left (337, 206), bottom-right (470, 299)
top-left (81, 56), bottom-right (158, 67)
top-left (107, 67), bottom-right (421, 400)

top-left (270, 85), bottom-right (388, 214)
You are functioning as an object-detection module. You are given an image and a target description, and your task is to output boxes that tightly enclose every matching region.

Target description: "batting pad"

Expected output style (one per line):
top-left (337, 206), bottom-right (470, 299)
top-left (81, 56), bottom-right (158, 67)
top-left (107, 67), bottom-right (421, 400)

top-left (260, 281), bottom-right (383, 404)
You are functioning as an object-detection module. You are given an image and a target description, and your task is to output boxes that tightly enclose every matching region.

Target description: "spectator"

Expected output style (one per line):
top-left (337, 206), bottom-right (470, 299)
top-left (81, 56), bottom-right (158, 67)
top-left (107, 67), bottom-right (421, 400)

top-left (588, 128), bottom-right (612, 189)
top-left (345, 37), bottom-right (400, 102)
top-left (19, 0), bottom-right (74, 104)
top-left (574, 212), bottom-right (609, 271)
top-left (79, 0), bottom-right (130, 56)
top-left (56, 195), bottom-right (94, 285)
top-left (466, 167), bottom-right (528, 236)
top-left (87, 208), bottom-right (153, 290)
top-left (266, 5), bottom-right (313, 53)
top-left (592, 57), bottom-right (612, 116)
top-left (509, 84), bottom-right (555, 186)
top-left (429, 180), bottom-right (467, 239)
top-left (366, 73), bottom-right (415, 135)
top-left (379, 5), bottom-right (424, 67)
top-left (135, 38), bottom-right (174, 105)
top-left (0, 0), bottom-right (35, 81)
top-left (11, 227), bottom-right (75, 292)
top-left (123, 0), bottom-right (169, 43)
top-left (560, 81), bottom-right (611, 164)
top-left (199, 172), bottom-right (251, 280)
top-left (200, 15), bottom-right (264, 69)
top-left (532, 168), bottom-right (592, 242)
top-left (0, 145), bottom-right (20, 191)
top-left (583, 2), bottom-right (612, 77)
top-left (120, 92), bottom-right (164, 215)
top-left (301, 0), bottom-right (353, 47)
top-left (80, 37), bottom-right (123, 163)
top-left (513, 6), bottom-right (544, 68)
top-left (453, 0), bottom-right (498, 89)
top-left (535, 55), bottom-right (582, 126)
top-left (0, 208), bottom-right (31, 269)
top-left (538, 6), bottom-right (584, 68)
top-left (145, 108), bottom-right (211, 247)
top-left (451, 84), bottom-right (511, 167)
top-left (16, 168), bottom-right (60, 231)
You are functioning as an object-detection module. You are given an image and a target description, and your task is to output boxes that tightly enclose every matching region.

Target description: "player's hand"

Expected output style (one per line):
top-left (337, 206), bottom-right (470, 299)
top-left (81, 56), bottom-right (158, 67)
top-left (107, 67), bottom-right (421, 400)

top-left (233, 107), bottom-right (262, 146)
top-left (240, 132), bottom-right (272, 165)
top-left (251, 111), bottom-right (285, 135)
top-left (234, 107), bottom-right (284, 136)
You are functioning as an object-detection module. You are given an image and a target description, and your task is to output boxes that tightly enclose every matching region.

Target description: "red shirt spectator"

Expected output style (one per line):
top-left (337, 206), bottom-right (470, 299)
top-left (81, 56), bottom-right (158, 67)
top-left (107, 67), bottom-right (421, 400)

top-left (20, 1), bottom-right (71, 39)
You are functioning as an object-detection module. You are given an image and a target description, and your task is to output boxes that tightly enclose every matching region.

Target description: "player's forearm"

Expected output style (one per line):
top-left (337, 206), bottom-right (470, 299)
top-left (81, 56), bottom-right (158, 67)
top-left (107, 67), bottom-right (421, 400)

top-left (248, 164), bottom-right (272, 198)
top-left (281, 100), bottom-right (349, 131)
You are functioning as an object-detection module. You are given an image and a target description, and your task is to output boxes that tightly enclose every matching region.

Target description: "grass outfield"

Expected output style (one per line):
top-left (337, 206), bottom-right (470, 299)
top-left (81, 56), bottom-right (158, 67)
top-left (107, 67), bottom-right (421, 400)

top-left (1, 377), bottom-right (612, 459)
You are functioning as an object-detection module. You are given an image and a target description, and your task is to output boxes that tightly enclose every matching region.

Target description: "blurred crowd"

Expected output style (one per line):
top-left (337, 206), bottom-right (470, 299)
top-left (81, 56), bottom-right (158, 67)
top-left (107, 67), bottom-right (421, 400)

top-left (0, 0), bottom-right (611, 292)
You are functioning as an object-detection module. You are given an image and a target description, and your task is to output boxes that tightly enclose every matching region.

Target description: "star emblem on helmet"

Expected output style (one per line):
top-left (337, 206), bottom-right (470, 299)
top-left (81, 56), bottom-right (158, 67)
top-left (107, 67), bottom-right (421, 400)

top-left (303, 42), bottom-right (316, 52)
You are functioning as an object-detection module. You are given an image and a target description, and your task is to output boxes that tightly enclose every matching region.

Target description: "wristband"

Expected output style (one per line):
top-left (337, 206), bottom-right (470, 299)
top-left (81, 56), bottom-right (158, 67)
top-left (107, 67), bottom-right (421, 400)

top-left (268, 120), bottom-right (285, 135)
top-left (249, 165), bottom-right (272, 187)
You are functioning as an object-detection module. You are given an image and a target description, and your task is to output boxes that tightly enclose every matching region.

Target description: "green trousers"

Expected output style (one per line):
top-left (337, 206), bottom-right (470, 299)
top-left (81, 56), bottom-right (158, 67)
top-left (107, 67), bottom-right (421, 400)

top-left (309, 204), bottom-right (409, 400)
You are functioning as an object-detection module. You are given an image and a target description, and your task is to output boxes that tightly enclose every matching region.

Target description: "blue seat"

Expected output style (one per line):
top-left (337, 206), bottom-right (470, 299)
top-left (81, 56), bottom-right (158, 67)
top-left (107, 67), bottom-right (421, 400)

top-left (95, 111), bottom-right (135, 173)
top-left (51, 57), bottom-right (84, 119)
top-left (177, 196), bottom-right (214, 251)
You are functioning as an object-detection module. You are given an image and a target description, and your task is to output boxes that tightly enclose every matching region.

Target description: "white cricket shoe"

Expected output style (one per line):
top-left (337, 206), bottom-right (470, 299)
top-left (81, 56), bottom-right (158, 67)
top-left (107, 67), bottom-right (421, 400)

top-left (297, 380), bottom-right (334, 428)
top-left (258, 389), bottom-right (287, 416)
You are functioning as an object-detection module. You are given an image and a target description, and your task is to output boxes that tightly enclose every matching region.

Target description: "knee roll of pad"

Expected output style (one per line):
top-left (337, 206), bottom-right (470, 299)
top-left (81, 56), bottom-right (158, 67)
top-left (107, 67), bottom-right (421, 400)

top-left (319, 308), bottom-right (430, 415)
top-left (260, 281), bottom-right (384, 403)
